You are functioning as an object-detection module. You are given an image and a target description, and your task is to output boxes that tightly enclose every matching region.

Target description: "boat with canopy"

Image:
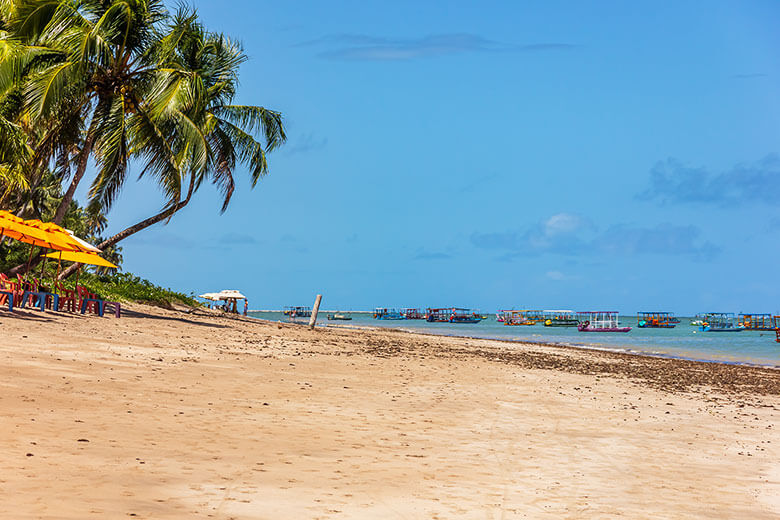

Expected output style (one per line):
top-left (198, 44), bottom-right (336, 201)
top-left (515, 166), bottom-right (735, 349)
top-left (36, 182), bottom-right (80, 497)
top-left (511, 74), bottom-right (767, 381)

top-left (542, 310), bottom-right (579, 327)
top-left (402, 308), bottom-right (425, 319)
top-left (284, 306), bottom-right (311, 318)
top-left (637, 312), bottom-right (678, 328)
top-left (426, 308), bottom-right (482, 323)
top-left (699, 313), bottom-right (744, 332)
top-left (374, 308), bottom-right (404, 320)
top-left (738, 313), bottom-right (775, 331)
top-left (503, 310), bottom-right (538, 326)
top-left (577, 311), bottom-right (631, 332)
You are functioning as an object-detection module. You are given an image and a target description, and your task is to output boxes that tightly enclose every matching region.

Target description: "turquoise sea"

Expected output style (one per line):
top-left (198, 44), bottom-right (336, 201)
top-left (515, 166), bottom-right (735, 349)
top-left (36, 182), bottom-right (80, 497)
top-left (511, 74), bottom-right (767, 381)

top-left (247, 311), bottom-right (780, 368)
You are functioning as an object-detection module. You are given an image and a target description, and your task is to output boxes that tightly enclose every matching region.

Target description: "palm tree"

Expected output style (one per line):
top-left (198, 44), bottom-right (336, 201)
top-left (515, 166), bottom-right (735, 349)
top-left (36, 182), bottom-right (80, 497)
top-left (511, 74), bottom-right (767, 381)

top-left (0, 2), bottom-right (32, 200)
top-left (62, 12), bottom-right (285, 269)
top-left (6, 0), bottom-right (185, 224)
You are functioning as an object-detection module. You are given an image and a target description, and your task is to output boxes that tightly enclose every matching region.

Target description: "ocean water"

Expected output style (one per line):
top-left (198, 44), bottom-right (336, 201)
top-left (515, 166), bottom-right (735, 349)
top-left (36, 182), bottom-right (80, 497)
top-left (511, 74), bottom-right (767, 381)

top-left (247, 311), bottom-right (780, 367)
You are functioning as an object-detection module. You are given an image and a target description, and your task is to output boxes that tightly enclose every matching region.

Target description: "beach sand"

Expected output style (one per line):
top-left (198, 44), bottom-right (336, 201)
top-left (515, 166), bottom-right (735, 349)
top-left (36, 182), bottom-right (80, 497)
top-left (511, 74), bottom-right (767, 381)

top-left (0, 305), bottom-right (778, 519)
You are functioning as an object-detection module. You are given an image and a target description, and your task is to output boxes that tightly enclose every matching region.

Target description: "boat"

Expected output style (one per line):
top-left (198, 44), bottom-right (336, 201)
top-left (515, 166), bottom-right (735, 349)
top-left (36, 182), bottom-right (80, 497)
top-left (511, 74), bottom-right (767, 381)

top-left (495, 310), bottom-right (512, 322)
top-left (542, 310), bottom-right (579, 327)
top-left (690, 314), bottom-right (705, 326)
top-left (577, 311), bottom-right (631, 332)
top-left (284, 306), bottom-right (311, 318)
top-left (774, 316), bottom-right (780, 343)
top-left (738, 313), bottom-right (775, 331)
top-left (374, 308), bottom-right (404, 320)
top-left (327, 312), bottom-right (352, 321)
top-left (426, 307), bottom-right (483, 323)
top-left (699, 313), bottom-right (744, 332)
top-left (503, 310), bottom-right (537, 326)
top-left (637, 311), bottom-right (677, 328)
top-left (527, 310), bottom-right (544, 321)
top-left (402, 308), bottom-right (425, 320)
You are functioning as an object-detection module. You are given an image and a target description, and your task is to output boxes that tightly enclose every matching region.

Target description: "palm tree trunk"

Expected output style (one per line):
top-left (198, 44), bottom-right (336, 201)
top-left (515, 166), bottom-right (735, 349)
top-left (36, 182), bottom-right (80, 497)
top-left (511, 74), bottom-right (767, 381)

top-left (4, 132), bottom-right (97, 276)
top-left (52, 130), bottom-right (97, 225)
top-left (59, 175), bottom-right (196, 280)
top-left (6, 251), bottom-right (44, 277)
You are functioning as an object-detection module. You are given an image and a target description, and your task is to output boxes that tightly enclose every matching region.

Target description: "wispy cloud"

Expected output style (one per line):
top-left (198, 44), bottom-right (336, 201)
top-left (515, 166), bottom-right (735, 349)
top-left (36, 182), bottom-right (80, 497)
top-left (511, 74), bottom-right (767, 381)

top-left (297, 33), bottom-right (578, 61)
top-left (218, 233), bottom-right (258, 245)
top-left (637, 154), bottom-right (780, 206)
top-left (279, 234), bottom-right (309, 253)
top-left (732, 73), bottom-right (768, 79)
top-left (414, 250), bottom-right (452, 260)
top-left (471, 213), bottom-right (593, 256)
top-left (598, 224), bottom-right (720, 261)
top-left (285, 132), bottom-right (328, 155)
top-left (124, 232), bottom-right (197, 249)
top-left (471, 214), bottom-right (719, 261)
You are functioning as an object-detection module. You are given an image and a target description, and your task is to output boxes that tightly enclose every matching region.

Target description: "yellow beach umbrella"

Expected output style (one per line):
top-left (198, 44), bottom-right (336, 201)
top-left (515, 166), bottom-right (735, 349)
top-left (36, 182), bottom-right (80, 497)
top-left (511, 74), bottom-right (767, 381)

top-left (0, 209), bottom-right (26, 228)
top-left (25, 219), bottom-right (100, 253)
top-left (0, 211), bottom-right (75, 250)
top-left (44, 251), bottom-right (117, 268)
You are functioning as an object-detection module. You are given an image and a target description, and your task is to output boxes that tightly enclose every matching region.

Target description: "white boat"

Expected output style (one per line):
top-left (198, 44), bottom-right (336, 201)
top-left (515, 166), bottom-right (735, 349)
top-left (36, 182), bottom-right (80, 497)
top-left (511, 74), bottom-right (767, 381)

top-left (577, 311), bottom-right (631, 332)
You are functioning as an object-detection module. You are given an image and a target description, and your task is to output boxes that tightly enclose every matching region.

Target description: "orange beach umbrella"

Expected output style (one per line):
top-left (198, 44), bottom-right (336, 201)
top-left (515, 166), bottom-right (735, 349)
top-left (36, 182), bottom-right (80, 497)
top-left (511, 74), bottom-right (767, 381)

top-left (0, 211), bottom-right (80, 251)
top-left (0, 211), bottom-right (101, 253)
top-left (43, 251), bottom-right (117, 269)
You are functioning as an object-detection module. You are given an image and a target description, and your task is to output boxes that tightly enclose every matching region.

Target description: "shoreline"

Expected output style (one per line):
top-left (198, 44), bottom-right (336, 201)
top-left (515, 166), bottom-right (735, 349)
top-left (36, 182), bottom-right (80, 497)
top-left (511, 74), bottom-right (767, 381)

top-left (252, 316), bottom-right (780, 397)
top-left (2, 304), bottom-right (778, 518)
top-left (259, 316), bottom-right (780, 370)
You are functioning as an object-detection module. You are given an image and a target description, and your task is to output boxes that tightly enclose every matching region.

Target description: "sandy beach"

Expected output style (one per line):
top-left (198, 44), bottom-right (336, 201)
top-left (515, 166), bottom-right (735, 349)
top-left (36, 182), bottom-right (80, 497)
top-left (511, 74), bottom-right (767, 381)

top-left (1, 305), bottom-right (778, 519)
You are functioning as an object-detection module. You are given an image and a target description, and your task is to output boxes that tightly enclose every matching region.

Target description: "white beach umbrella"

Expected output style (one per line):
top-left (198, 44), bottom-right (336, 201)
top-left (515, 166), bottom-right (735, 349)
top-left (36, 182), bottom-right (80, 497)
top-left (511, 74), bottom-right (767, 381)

top-left (66, 229), bottom-right (102, 253)
top-left (199, 292), bottom-right (221, 301)
top-left (216, 290), bottom-right (246, 300)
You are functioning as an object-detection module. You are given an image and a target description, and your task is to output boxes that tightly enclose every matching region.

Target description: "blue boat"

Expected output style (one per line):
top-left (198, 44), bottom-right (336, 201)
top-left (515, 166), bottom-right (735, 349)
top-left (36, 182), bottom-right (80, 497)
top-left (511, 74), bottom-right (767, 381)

top-left (699, 313), bottom-right (744, 332)
top-left (374, 308), bottom-right (404, 320)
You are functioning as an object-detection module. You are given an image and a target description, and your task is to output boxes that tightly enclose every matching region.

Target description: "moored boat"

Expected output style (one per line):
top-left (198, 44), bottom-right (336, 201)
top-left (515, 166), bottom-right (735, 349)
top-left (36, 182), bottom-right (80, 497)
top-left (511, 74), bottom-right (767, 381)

top-left (775, 316), bottom-right (780, 343)
top-left (327, 312), bottom-right (352, 321)
top-left (699, 313), bottom-right (744, 332)
top-left (738, 313), bottom-right (775, 331)
top-left (637, 311), bottom-right (677, 328)
top-left (577, 311), bottom-right (631, 332)
top-left (542, 310), bottom-right (579, 327)
top-left (402, 308), bottom-right (425, 320)
top-left (284, 306), bottom-right (311, 318)
top-left (690, 314), bottom-right (705, 326)
top-left (426, 307), bottom-right (483, 323)
top-left (503, 310), bottom-right (537, 326)
top-left (495, 310), bottom-right (512, 322)
top-left (374, 308), bottom-right (404, 320)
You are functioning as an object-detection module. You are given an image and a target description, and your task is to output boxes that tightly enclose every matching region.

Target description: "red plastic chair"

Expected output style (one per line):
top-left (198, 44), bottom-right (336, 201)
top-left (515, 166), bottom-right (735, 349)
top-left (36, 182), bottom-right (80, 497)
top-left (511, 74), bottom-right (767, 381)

top-left (3, 274), bottom-right (26, 306)
top-left (55, 281), bottom-right (78, 312)
top-left (0, 273), bottom-right (15, 310)
top-left (76, 285), bottom-right (103, 315)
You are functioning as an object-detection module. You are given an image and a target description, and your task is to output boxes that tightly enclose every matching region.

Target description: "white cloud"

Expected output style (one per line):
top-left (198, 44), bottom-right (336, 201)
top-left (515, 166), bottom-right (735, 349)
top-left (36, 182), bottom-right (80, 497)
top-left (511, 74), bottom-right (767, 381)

top-left (544, 213), bottom-right (588, 236)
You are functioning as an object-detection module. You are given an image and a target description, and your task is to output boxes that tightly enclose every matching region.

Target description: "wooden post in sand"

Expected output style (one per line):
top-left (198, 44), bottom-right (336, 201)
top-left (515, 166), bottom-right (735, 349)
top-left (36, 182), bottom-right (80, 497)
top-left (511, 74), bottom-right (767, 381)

top-left (309, 294), bottom-right (322, 329)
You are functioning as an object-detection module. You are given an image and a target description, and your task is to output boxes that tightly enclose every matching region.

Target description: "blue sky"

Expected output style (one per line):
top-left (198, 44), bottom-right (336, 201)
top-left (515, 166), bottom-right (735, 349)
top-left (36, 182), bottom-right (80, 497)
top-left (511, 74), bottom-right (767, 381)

top-left (94, 0), bottom-right (780, 313)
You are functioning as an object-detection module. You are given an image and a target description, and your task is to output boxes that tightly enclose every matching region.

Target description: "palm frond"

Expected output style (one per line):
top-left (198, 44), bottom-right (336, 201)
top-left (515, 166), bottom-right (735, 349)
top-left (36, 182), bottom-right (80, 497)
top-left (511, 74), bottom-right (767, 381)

top-left (88, 92), bottom-right (129, 210)
top-left (213, 104), bottom-right (286, 151)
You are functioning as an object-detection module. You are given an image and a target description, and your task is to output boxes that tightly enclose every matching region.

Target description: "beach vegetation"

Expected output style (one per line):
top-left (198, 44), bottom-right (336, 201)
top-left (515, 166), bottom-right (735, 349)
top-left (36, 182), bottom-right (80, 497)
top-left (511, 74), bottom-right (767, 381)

top-left (67, 271), bottom-right (199, 308)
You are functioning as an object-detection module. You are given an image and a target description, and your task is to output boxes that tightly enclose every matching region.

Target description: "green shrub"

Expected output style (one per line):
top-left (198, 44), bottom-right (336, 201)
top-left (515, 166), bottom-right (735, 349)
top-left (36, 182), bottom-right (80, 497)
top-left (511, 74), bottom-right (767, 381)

top-left (67, 272), bottom-right (200, 308)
